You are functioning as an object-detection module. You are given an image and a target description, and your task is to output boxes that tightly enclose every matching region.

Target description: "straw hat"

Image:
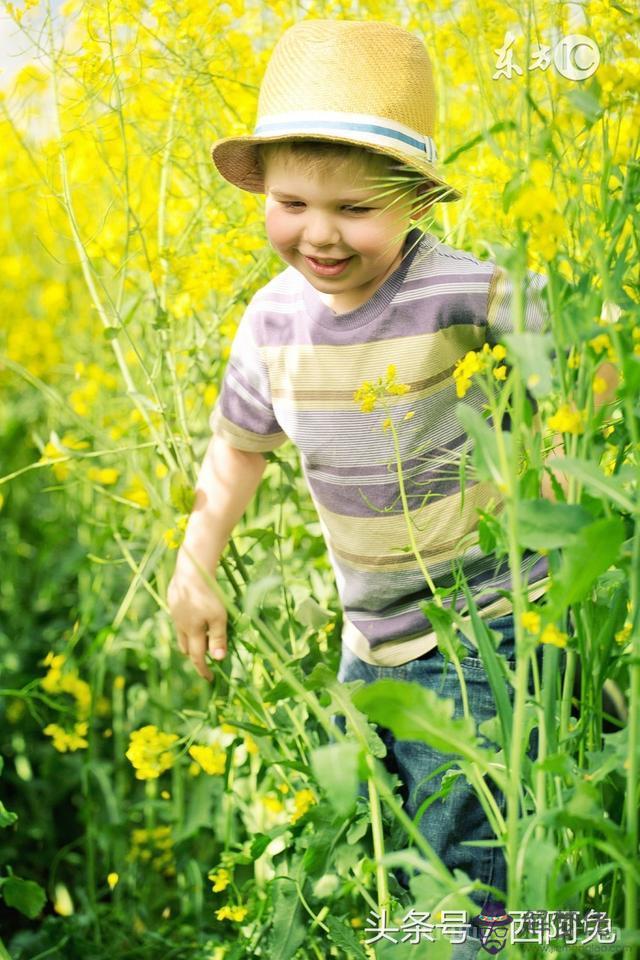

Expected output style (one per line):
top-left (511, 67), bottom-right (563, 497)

top-left (210, 19), bottom-right (462, 203)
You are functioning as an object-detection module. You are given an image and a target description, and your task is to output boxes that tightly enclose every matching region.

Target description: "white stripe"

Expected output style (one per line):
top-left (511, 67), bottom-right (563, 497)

top-left (255, 109), bottom-right (437, 164)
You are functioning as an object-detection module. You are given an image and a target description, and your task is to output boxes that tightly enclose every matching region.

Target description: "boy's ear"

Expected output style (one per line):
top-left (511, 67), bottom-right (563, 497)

top-left (409, 182), bottom-right (436, 221)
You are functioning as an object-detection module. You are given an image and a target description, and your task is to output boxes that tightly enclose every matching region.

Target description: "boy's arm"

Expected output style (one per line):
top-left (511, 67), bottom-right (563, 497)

top-left (167, 434), bottom-right (267, 680)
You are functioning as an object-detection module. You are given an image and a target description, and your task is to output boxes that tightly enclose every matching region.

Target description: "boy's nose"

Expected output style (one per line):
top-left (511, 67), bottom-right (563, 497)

top-left (302, 213), bottom-right (341, 248)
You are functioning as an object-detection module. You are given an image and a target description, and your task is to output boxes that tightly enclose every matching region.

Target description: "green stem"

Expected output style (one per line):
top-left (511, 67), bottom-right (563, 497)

top-left (366, 757), bottom-right (390, 915)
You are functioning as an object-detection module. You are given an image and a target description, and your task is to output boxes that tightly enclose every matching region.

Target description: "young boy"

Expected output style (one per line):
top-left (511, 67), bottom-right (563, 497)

top-left (168, 18), bottom-right (554, 956)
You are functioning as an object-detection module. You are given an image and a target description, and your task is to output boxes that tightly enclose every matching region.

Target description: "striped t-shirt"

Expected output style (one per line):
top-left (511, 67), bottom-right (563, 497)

top-left (210, 226), bottom-right (550, 665)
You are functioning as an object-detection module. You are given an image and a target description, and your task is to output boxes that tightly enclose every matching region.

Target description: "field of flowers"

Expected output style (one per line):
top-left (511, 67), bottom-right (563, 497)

top-left (0, 0), bottom-right (638, 957)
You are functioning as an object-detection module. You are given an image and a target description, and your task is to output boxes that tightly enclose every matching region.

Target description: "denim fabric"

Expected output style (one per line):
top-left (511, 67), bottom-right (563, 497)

top-left (336, 614), bottom-right (542, 960)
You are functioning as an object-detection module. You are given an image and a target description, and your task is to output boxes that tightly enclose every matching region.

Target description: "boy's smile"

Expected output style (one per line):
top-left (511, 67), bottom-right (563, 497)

top-left (264, 155), bottom-right (423, 314)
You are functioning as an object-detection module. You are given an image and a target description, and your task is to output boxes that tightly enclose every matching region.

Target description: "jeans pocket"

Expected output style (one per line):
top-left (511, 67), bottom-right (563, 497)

top-left (458, 614), bottom-right (516, 667)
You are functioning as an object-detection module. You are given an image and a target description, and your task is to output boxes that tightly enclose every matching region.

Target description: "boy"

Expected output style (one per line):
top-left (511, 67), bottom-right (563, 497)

top-left (168, 18), bottom-right (554, 957)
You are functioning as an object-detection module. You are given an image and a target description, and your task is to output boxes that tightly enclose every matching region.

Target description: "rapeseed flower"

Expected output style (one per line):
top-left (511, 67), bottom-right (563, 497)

top-left (453, 349), bottom-right (487, 398)
top-left (547, 403), bottom-right (585, 435)
top-left (540, 624), bottom-right (568, 648)
top-left (290, 788), bottom-right (316, 824)
top-left (208, 867), bottom-right (231, 892)
top-left (126, 725), bottom-right (178, 780)
top-left (43, 721), bottom-right (89, 752)
top-left (215, 904), bottom-right (248, 922)
top-left (520, 611), bottom-right (541, 634)
top-left (353, 364), bottom-right (411, 412)
top-left (188, 743), bottom-right (227, 776)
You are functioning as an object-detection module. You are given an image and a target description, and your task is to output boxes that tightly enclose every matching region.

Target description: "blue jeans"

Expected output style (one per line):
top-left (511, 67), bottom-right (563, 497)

top-left (336, 614), bottom-right (542, 959)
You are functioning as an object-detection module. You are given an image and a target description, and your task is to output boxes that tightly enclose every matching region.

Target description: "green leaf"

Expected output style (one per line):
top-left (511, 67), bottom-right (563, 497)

top-left (1, 876), bottom-right (47, 918)
top-left (268, 879), bottom-right (306, 960)
top-left (250, 824), bottom-right (291, 862)
top-left (169, 471), bottom-right (195, 513)
top-left (455, 404), bottom-right (512, 487)
top-left (311, 742), bottom-right (360, 817)
top-left (567, 86), bottom-right (602, 123)
top-left (294, 597), bottom-right (334, 628)
top-left (325, 915), bottom-right (368, 959)
top-left (459, 584), bottom-right (513, 756)
top-left (352, 680), bottom-right (492, 772)
top-left (522, 839), bottom-right (558, 907)
top-left (544, 517), bottom-right (626, 617)
top-left (444, 120), bottom-right (516, 166)
top-left (420, 602), bottom-right (467, 665)
top-left (548, 457), bottom-right (637, 514)
top-left (503, 332), bottom-right (555, 397)
top-left (516, 499), bottom-right (593, 550)
top-left (306, 663), bottom-right (387, 758)
top-left (0, 800), bottom-right (17, 828)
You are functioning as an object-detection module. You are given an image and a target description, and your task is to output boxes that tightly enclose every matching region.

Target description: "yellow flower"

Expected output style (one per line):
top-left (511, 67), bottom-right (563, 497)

top-left (592, 375), bottom-right (608, 395)
top-left (567, 350), bottom-right (581, 370)
top-left (527, 373), bottom-right (541, 389)
top-left (493, 365), bottom-right (507, 381)
top-left (43, 722), bottom-right (89, 752)
top-left (521, 611), bottom-right (541, 634)
top-left (353, 382), bottom-right (377, 413)
top-left (453, 349), bottom-right (487, 398)
top-left (188, 743), bottom-right (227, 776)
top-left (403, 410), bottom-right (415, 421)
top-left (615, 622), bottom-right (632, 645)
top-left (491, 344), bottom-right (507, 361)
top-left (244, 735), bottom-right (258, 755)
top-left (547, 404), bottom-right (585, 435)
top-left (208, 867), bottom-right (231, 892)
top-left (126, 725), bottom-right (178, 780)
top-left (107, 873), bottom-right (119, 890)
top-left (540, 624), bottom-right (568, 648)
top-left (121, 475), bottom-right (150, 508)
top-left (290, 788), bottom-right (316, 824)
top-left (261, 794), bottom-right (284, 814)
top-left (87, 467), bottom-right (120, 485)
top-left (216, 904), bottom-right (248, 922)
top-left (381, 417), bottom-right (392, 432)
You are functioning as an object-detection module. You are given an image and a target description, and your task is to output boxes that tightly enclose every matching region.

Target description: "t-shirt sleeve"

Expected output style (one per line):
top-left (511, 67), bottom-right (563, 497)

top-left (209, 308), bottom-right (288, 453)
top-left (486, 263), bottom-right (549, 341)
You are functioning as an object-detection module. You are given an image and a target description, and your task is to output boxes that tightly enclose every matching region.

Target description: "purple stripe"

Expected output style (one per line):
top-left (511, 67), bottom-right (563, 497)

top-left (349, 554), bottom-right (549, 647)
top-left (251, 279), bottom-right (491, 348)
top-left (306, 456), bottom-right (465, 517)
top-left (219, 385), bottom-right (282, 437)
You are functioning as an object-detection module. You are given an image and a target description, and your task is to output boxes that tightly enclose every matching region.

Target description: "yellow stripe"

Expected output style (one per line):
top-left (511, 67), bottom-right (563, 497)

top-left (317, 482), bottom-right (503, 572)
top-left (263, 326), bottom-right (485, 408)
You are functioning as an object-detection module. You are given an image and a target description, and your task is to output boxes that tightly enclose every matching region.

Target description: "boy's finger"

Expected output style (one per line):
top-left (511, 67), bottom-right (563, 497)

top-left (207, 625), bottom-right (227, 661)
top-left (177, 630), bottom-right (189, 655)
top-left (187, 631), bottom-right (213, 681)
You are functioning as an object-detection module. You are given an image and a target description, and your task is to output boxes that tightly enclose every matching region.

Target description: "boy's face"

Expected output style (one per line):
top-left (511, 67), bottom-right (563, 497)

top-left (264, 154), bottom-right (430, 314)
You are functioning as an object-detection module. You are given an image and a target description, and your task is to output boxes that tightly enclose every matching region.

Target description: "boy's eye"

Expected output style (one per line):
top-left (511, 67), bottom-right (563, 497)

top-left (280, 201), bottom-right (373, 213)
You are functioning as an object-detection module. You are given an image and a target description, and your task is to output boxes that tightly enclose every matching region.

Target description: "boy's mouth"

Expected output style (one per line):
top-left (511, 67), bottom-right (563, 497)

top-left (303, 254), bottom-right (353, 276)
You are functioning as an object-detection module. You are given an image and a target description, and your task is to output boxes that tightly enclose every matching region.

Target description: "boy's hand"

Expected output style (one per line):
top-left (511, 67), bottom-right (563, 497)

top-left (167, 572), bottom-right (228, 682)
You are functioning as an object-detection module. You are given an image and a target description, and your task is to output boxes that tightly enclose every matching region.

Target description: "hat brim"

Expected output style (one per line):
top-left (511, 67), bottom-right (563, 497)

top-left (210, 133), bottom-right (463, 203)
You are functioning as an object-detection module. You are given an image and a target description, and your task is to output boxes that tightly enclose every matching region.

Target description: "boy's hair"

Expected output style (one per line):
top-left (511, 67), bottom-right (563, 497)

top-left (257, 139), bottom-right (427, 201)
